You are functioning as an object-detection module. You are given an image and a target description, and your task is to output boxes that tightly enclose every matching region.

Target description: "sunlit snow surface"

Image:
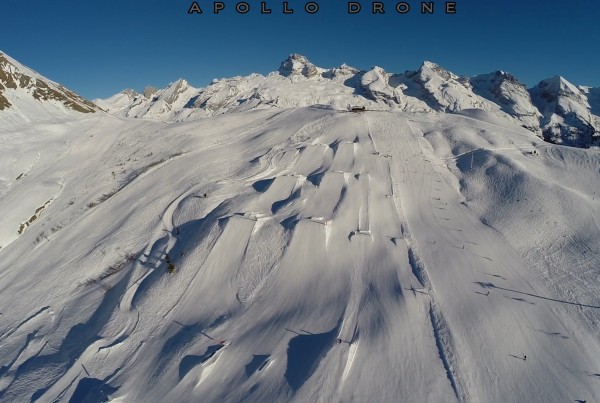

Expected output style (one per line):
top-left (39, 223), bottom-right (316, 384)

top-left (0, 107), bottom-right (599, 402)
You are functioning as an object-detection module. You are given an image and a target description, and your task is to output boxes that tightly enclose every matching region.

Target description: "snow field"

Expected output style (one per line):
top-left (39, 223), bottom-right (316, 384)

top-left (0, 107), bottom-right (599, 402)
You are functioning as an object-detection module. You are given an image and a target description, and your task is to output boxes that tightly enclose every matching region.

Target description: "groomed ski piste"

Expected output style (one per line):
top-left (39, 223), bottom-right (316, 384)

top-left (1, 105), bottom-right (600, 402)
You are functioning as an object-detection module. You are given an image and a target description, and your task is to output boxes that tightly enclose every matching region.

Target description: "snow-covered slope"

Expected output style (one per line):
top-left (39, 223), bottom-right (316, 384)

top-left (1, 53), bottom-right (600, 403)
top-left (278, 53), bottom-right (324, 78)
top-left (2, 105), bottom-right (599, 403)
top-left (0, 51), bottom-right (99, 127)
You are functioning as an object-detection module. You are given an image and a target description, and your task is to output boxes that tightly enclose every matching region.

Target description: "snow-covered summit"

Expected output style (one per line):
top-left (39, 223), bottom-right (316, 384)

top-left (470, 71), bottom-right (542, 133)
top-left (278, 53), bottom-right (322, 78)
top-left (530, 75), bottom-right (600, 146)
top-left (359, 66), bottom-right (405, 107)
top-left (397, 61), bottom-right (495, 112)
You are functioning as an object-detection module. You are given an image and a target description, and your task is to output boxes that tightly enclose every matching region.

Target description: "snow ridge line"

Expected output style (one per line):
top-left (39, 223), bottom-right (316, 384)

top-left (407, 247), bottom-right (426, 288)
top-left (429, 301), bottom-right (462, 402)
top-left (407, 242), bottom-right (465, 402)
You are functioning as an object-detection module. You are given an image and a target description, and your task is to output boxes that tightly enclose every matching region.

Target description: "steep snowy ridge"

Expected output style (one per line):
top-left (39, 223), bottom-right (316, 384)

top-left (0, 51), bottom-right (99, 126)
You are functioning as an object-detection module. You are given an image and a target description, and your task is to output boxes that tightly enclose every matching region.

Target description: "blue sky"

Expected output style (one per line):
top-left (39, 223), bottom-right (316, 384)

top-left (1, 0), bottom-right (598, 99)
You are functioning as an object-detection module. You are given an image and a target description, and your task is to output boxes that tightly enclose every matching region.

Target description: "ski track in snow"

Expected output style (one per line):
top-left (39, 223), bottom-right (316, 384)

top-left (0, 107), bottom-right (599, 402)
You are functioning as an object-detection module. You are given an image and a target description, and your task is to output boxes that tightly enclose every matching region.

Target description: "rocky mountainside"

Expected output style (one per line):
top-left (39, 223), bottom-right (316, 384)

top-left (0, 51), bottom-right (99, 125)
top-left (97, 54), bottom-right (599, 148)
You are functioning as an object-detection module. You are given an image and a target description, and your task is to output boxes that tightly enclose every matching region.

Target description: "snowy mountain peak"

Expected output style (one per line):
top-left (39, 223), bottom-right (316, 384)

top-left (530, 75), bottom-right (599, 146)
top-left (162, 79), bottom-right (191, 104)
top-left (360, 66), bottom-right (405, 107)
top-left (142, 86), bottom-right (159, 98)
top-left (395, 61), bottom-right (493, 113)
top-left (278, 53), bottom-right (321, 78)
top-left (325, 63), bottom-right (360, 80)
top-left (121, 88), bottom-right (139, 98)
top-left (470, 70), bottom-right (542, 133)
top-left (419, 60), bottom-right (458, 82)
top-left (489, 70), bottom-right (520, 84)
top-left (170, 78), bottom-right (189, 88)
top-left (535, 75), bottom-right (586, 103)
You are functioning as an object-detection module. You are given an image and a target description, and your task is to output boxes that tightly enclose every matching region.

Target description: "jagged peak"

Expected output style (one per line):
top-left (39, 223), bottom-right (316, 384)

top-left (472, 70), bottom-right (522, 86)
top-left (142, 86), bottom-right (159, 98)
top-left (336, 63), bottom-right (359, 73)
top-left (491, 70), bottom-right (515, 79)
top-left (160, 79), bottom-right (195, 105)
top-left (120, 89), bottom-right (138, 97)
top-left (538, 75), bottom-right (574, 89)
top-left (169, 78), bottom-right (189, 87)
top-left (368, 65), bottom-right (387, 74)
top-left (281, 53), bottom-right (311, 64)
top-left (326, 63), bottom-right (360, 79)
top-left (278, 53), bottom-right (320, 78)
top-left (421, 60), bottom-right (439, 69)
top-left (360, 66), bottom-right (388, 87)
top-left (418, 61), bottom-right (456, 81)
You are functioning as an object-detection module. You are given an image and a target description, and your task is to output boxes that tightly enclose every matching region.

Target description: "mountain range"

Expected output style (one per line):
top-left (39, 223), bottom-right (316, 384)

top-left (2, 51), bottom-right (599, 148)
top-left (0, 51), bottom-right (599, 403)
top-left (93, 54), bottom-right (600, 148)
